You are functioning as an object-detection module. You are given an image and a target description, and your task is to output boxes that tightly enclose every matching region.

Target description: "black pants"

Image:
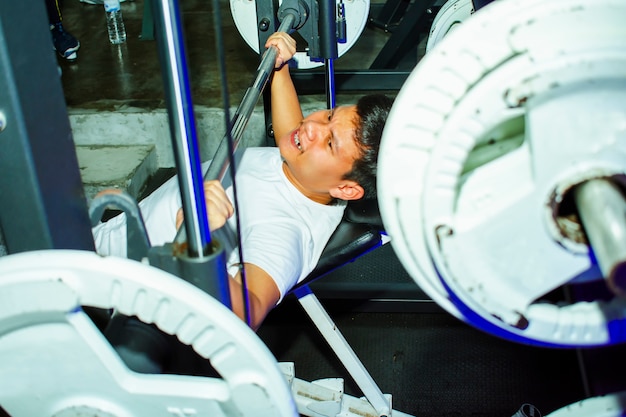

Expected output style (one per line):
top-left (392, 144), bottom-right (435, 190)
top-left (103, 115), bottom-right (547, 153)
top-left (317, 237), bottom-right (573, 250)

top-left (45, 0), bottom-right (62, 25)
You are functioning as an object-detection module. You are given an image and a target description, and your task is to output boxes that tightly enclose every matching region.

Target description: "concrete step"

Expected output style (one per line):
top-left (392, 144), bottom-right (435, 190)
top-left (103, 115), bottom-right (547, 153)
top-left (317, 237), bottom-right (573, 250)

top-left (0, 145), bottom-right (154, 257)
top-left (68, 102), bottom-right (331, 203)
top-left (75, 144), bottom-right (157, 202)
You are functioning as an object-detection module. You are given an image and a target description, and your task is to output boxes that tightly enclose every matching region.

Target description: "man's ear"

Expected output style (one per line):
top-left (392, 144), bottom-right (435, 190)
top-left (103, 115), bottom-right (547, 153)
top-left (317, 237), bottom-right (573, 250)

top-left (329, 181), bottom-right (365, 201)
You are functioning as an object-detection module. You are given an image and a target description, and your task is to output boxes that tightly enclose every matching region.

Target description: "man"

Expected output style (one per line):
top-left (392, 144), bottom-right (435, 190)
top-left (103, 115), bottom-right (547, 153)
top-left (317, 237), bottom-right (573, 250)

top-left (93, 32), bottom-right (393, 329)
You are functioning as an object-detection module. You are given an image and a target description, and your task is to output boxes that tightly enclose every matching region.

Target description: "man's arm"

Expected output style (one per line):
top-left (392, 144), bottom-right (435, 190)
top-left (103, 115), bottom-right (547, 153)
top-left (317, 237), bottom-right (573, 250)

top-left (229, 264), bottom-right (281, 330)
top-left (175, 180), bottom-right (279, 330)
top-left (266, 33), bottom-right (303, 142)
top-left (205, 33), bottom-right (300, 330)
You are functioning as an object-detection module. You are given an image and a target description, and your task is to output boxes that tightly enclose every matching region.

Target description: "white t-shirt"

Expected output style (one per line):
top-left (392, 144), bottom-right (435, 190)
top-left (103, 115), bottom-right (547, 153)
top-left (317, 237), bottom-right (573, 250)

top-left (92, 147), bottom-right (346, 302)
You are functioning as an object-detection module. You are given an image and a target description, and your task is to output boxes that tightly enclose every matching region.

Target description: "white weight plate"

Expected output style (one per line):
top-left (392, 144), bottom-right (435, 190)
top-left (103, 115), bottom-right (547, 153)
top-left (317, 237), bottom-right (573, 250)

top-left (378, 0), bottom-right (626, 346)
top-left (425, 0), bottom-right (474, 53)
top-left (546, 392), bottom-right (626, 417)
top-left (230, 0), bottom-right (369, 69)
top-left (0, 250), bottom-right (297, 417)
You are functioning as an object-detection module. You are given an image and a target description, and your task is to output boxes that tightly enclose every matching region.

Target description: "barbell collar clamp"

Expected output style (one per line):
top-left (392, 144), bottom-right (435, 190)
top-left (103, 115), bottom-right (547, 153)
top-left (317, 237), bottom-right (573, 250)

top-left (277, 0), bottom-right (310, 32)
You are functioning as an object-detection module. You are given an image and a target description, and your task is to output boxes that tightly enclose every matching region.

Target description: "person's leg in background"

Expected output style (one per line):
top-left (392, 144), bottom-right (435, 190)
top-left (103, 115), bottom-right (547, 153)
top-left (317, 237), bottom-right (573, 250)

top-left (45, 0), bottom-right (81, 61)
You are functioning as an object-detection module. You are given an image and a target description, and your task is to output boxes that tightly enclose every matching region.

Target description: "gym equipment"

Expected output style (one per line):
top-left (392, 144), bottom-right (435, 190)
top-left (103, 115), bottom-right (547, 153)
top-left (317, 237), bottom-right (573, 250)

top-left (0, 1), bottom-right (95, 255)
top-left (425, 0), bottom-right (473, 53)
top-left (0, 250), bottom-right (296, 417)
top-left (8, 0), bottom-right (620, 415)
top-left (510, 393), bottom-right (626, 417)
top-left (151, 0), bottom-right (214, 259)
top-left (199, 1), bottom-right (414, 411)
top-left (511, 404), bottom-right (542, 417)
top-left (368, 0), bottom-right (437, 70)
top-left (230, 0), bottom-right (368, 135)
top-left (230, 0), bottom-right (370, 70)
top-left (378, 0), bottom-right (626, 347)
top-left (290, 0), bottom-right (441, 97)
top-left (1, 0), bottom-right (412, 414)
top-left (0, 3), bottom-right (420, 417)
top-left (545, 392), bottom-right (626, 417)
top-left (471, 0), bottom-right (496, 11)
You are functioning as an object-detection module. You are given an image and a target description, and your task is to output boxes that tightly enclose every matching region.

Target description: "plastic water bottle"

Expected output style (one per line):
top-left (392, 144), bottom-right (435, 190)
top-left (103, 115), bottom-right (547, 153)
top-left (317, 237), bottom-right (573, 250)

top-left (104, 0), bottom-right (127, 44)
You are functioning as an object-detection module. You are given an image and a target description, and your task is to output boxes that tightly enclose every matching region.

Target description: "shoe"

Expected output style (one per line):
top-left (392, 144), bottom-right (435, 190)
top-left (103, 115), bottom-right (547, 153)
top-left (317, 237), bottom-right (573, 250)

top-left (79, 0), bottom-right (127, 4)
top-left (50, 23), bottom-right (80, 61)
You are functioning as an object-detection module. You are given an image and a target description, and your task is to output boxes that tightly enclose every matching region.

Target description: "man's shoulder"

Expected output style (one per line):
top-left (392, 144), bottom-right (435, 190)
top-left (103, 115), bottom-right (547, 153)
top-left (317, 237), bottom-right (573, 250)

top-left (245, 147), bottom-right (280, 158)
top-left (241, 147), bottom-right (282, 170)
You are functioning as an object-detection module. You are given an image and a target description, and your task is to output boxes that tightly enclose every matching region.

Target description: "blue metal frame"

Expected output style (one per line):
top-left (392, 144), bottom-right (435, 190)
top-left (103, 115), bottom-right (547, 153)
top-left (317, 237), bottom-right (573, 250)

top-left (0, 0), bottom-right (94, 254)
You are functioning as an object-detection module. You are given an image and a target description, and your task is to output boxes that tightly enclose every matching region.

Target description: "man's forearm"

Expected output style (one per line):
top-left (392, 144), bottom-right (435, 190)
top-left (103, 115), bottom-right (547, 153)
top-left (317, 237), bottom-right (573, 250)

top-left (270, 65), bottom-right (303, 141)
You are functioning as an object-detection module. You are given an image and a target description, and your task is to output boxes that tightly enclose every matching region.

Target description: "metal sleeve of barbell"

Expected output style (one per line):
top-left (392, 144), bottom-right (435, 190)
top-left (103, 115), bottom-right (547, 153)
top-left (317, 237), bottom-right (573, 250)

top-left (174, 13), bottom-right (298, 246)
top-left (152, 0), bottom-right (212, 257)
top-left (574, 178), bottom-right (626, 296)
top-left (318, 0), bottom-right (338, 59)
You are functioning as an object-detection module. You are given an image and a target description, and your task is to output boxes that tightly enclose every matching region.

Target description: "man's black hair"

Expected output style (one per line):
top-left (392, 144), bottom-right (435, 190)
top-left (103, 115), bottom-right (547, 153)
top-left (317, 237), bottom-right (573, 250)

top-left (344, 94), bottom-right (394, 200)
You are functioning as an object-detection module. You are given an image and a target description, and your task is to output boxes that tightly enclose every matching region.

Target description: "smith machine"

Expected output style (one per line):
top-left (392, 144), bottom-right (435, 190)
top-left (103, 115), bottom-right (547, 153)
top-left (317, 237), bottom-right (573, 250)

top-left (2, 0), bottom-right (626, 416)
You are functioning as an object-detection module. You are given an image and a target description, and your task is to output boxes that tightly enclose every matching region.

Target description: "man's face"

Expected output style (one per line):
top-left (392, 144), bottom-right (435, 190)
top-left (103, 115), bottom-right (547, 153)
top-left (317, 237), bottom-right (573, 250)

top-left (277, 105), bottom-right (362, 202)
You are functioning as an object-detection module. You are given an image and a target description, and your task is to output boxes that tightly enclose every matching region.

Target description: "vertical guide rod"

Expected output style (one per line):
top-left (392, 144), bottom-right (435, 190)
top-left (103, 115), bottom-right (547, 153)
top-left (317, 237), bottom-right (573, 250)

top-left (325, 58), bottom-right (336, 109)
top-left (152, 0), bottom-right (211, 257)
top-left (0, 0), bottom-right (95, 254)
top-left (319, 0), bottom-right (338, 109)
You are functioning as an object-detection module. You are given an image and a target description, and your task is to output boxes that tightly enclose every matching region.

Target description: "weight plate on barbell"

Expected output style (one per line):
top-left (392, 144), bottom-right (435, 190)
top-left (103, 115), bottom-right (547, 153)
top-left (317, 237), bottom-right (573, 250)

top-left (0, 250), bottom-right (297, 417)
top-left (378, 0), bottom-right (626, 347)
top-left (230, 0), bottom-right (370, 69)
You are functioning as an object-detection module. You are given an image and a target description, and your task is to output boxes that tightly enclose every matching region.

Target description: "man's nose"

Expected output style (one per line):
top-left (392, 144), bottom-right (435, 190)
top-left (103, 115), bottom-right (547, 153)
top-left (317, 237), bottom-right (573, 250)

top-left (303, 120), bottom-right (329, 143)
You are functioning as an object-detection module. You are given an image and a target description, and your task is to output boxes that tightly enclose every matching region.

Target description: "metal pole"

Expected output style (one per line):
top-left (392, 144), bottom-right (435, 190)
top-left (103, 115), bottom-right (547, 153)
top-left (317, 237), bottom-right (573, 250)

top-left (319, 0), bottom-right (338, 109)
top-left (152, 0), bottom-right (212, 257)
top-left (325, 58), bottom-right (337, 109)
top-left (575, 178), bottom-right (626, 296)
